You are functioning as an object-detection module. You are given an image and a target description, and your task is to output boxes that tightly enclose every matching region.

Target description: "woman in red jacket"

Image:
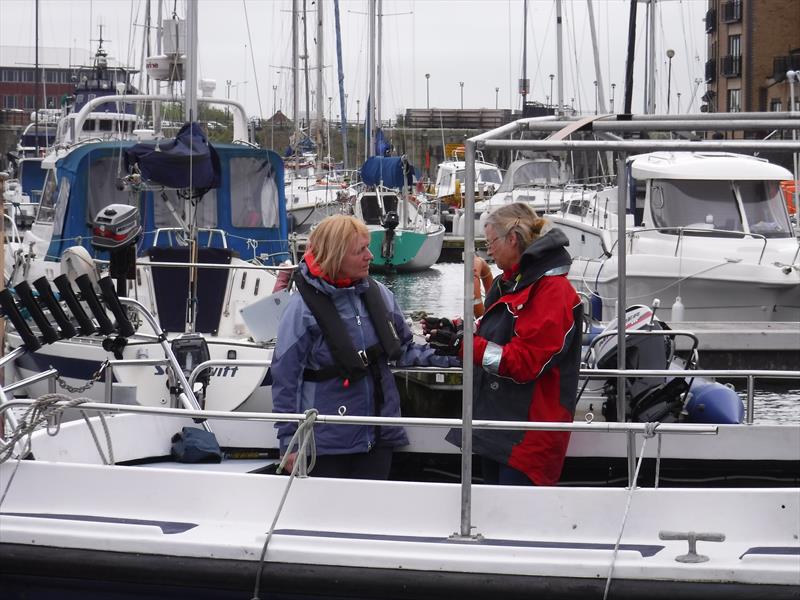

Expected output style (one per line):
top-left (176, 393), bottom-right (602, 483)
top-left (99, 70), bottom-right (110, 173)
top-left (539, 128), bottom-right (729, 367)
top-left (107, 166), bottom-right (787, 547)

top-left (447, 202), bottom-right (583, 486)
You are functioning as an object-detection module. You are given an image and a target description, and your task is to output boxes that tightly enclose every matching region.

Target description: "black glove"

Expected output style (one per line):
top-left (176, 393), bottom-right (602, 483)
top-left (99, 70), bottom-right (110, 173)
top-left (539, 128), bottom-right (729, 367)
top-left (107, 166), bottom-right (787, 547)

top-left (428, 329), bottom-right (463, 356)
top-left (421, 316), bottom-right (463, 336)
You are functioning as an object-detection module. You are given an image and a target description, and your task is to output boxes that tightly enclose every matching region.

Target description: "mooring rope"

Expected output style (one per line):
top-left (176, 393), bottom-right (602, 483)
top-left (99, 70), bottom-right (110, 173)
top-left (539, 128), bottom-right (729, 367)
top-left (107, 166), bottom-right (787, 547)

top-left (602, 421), bottom-right (660, 600)
top-left (251, 408), bottom-right (319, 600)
top-left (0, 394), bottom-right (115, 508)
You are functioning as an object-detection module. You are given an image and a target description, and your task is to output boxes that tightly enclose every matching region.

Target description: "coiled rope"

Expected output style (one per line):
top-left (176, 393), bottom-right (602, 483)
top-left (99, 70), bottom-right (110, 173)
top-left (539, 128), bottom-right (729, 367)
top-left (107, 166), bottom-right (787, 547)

top-left (251, 408), bottom-right (318, 600)
top-left (602, 421), bottom-right (661, 600)
top-left (0, 394), bottom-right (115, 508)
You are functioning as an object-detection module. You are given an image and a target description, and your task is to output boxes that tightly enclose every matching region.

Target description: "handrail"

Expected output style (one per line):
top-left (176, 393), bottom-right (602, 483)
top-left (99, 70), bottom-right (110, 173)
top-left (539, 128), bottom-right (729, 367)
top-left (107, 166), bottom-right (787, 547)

top-left (152, 227), bottom-right (229, 249)
top-left (0, 397), bottom-right (718, 436)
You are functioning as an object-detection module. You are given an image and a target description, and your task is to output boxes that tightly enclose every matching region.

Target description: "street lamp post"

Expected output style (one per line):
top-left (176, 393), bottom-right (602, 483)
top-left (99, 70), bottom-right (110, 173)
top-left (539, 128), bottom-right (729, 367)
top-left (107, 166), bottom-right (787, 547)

top-left (425, 73), bottom-right (430, 109)
top-left (610, 83), bottom-right (616, 113)
top-left (549, 74), bottom-right (554, 108)
top-left (676, 92), bottom-right (681, 114)
top-left (459, 81), bottom-right (464, 109)
top-left (226, 79), bottom-right (232, 126)
top-left (593, 81), bottom-right (598, 115)
top-left (271, 85), bottom-right (277, 148)
top-left (666, 49), bottom-right (675, 114)
top-left (495, 87), bottom-right (499, 109)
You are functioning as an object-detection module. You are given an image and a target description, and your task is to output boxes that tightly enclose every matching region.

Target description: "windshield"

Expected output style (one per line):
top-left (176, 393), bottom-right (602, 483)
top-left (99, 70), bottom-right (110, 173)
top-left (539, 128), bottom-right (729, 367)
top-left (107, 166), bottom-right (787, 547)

top-left (454, 167), bottom-right (502, 186)
top-left (477, 167), bottom-right (502, 185)
top-left (649, 179), bottom-right (792, 238)
top-left (738, 180), bottom-right (793, 238)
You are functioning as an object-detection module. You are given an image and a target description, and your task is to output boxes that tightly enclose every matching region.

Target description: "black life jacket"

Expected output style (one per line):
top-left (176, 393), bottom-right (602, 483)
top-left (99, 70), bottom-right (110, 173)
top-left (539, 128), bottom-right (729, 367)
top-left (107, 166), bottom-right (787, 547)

top-left (294, 273), bottom-right (402, 385)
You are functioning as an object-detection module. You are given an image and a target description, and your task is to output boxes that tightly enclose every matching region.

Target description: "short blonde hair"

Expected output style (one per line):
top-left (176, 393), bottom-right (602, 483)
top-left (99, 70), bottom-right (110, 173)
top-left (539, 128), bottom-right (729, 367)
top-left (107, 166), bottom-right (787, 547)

top-left (308, 215), bottom-right (370, 278)
top-left (485, 202), bottom-right (548, 249)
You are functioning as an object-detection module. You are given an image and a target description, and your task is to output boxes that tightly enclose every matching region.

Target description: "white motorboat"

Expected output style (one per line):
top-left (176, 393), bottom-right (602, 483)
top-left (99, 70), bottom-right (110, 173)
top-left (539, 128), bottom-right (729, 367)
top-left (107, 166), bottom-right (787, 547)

top-left (549, 151), bottom-right (800, 322)
top-left (450, 157), bottom-right (618, 236)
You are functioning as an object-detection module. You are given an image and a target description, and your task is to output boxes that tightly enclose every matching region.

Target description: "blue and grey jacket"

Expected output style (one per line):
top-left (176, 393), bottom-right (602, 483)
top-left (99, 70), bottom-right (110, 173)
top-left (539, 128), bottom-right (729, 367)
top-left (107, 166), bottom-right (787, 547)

top-left (271, 262), bottom-right (458, 455)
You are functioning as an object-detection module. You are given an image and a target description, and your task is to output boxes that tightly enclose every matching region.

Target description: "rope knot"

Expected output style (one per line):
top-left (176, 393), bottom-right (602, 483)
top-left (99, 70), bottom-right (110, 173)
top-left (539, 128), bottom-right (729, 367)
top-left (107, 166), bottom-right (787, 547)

top-left (643, 421), bottom-right (660, 438)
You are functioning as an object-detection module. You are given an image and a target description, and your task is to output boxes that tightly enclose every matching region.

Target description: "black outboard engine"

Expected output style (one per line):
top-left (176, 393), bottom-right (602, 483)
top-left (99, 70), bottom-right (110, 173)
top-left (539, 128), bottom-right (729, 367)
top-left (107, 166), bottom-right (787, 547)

top-left (592, 305), bottom-right (688, 422)
top-left (92, 204), bottom-right (142, 297)
top-left (380, 210), bottom-right (399, 260)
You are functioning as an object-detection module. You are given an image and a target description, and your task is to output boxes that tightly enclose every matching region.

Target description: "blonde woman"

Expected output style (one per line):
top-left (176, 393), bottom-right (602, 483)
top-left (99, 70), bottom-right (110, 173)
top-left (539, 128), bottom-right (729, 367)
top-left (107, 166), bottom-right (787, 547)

top-left (272, 215), bottom-right (459, 479)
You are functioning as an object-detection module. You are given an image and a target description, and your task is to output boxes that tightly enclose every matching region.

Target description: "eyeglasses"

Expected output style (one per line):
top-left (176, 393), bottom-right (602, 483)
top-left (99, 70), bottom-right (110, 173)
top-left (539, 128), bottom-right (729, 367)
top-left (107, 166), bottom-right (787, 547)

top-left (483, 235), bottom-right (502, 251)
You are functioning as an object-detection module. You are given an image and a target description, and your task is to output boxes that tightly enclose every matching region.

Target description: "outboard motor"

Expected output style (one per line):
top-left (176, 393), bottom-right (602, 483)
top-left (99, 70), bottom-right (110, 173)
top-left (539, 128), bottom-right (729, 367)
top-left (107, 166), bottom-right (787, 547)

top-left (380, 210), bottom-right (399, 261)
top-left (589, 304), bottom-right (743, 424)
top-left (592, 305), bottom-right (687, 423)
top-left (92, 204), bottom-right (142, 297)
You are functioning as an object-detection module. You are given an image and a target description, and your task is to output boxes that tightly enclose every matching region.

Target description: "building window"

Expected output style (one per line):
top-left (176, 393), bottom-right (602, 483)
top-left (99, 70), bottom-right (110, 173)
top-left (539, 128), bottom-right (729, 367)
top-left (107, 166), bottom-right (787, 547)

top-left (21, 70), bottom-right (34, 83)
top-left (23, 95), bottom-right (35, 109)
top-left (727, 89), bottom-right (741, 112)
top-left (770, 99), bottom-right (782, 112)
top-left (728, 35), bottom-right (740, 57)
top-left (4, 95), bottom-right (18, 109)
top-left (722, 0), bottom-right (742, 23)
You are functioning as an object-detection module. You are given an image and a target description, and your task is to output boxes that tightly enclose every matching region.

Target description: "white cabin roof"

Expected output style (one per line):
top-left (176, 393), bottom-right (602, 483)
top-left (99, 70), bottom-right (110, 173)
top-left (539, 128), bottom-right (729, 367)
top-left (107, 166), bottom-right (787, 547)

top-left (629, 151), bottom-right (793, 181)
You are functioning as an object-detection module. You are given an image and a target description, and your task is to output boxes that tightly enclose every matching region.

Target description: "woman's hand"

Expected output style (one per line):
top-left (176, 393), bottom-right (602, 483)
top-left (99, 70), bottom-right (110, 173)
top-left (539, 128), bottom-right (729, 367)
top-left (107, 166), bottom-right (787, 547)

top-left (281, 451), bottom-right (297, 474)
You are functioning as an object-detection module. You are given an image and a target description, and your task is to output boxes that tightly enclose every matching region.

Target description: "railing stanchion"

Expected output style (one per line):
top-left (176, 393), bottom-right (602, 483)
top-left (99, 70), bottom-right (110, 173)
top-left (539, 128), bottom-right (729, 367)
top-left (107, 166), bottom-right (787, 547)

top-left (105, 365), bottom-right (114, 404)
top-left (746, 375), bottom-right (755, 424)
top-left (626, 430), bottom-right (637, 488)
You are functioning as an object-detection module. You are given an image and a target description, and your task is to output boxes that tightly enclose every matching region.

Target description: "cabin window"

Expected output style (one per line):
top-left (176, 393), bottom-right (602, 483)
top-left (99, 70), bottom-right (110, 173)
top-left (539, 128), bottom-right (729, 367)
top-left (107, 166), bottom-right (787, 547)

top-left (35, 172), bottom-right (60, 224)
top-left (154, 189), bottom-right (218, 230)
top-left (477, 167), bottom-right (502, 185)
top-left (229, 156), bottom-right (279, 228)
top-left (738, 180), bottom-right (793, 238)
top-left (85, 156), bottom-right (139, 224)
top-left (82, 119), bottom-right (95, 132)
top-left (650, 179), bottom-right (743, 234)
top-left (52, 177), bottom-right (71, 233)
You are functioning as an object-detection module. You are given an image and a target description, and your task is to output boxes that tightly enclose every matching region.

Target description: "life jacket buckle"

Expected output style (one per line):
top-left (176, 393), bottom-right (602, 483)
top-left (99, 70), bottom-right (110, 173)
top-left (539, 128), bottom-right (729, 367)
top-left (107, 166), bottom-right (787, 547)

top-left (358, 349), bottom-right (369, 367)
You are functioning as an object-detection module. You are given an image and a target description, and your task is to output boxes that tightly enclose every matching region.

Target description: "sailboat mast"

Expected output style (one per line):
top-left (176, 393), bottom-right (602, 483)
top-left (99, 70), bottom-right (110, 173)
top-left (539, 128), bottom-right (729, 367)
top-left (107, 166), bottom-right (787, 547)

top-left (333, 0), bottom-right (349, 170)
top-left (368, 0), bottom-right (376, 157)
top-left (302, 0), bottom-right (311, 137)
top-left (521, 0), bottom-right (528, 109)
top-left (647, 0), bottom-right (656, 114)
top-left (292, 0), bottom-right (299, 133)
top-left (556, 0), bottom-right (564, 113)
top-left (34, 0), bottom-right (39, 154)
top-left (184, 0), bottom-right (198, 121)
top-left (587, 0), bottom-right (607, 114)
top-left (376, 0), bottom-right (383, 130)
top-left (622, 0), bottom-right (638, 115)
top-left (315, 0), bottom-right (324, 165)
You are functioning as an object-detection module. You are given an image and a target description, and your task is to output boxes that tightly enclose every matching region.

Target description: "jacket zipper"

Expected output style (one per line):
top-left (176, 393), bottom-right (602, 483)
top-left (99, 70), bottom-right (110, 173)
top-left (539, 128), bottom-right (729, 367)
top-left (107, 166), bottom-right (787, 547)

top-left (347, 291), bottom-right (373, 451)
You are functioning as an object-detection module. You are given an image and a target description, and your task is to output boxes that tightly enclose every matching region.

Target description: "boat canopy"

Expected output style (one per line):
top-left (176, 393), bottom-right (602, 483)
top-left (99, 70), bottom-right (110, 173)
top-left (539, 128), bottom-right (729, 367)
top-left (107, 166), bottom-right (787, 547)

top-left (40, 140), bottom-right (288, 263)
top-left (496, 159), bottom-right (565, 193)
top-left (360, 156), bottom-right (413, 189)
top-left (125, 122), bottom-right (221, 190)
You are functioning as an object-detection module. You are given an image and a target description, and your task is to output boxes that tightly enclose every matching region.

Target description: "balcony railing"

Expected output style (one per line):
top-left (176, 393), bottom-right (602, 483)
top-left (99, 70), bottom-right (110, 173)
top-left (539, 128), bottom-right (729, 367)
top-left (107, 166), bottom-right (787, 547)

top-left (721, 54), bottom-right (742, 78)
top-left (772, 54), bottom-right (800, 81)
top-left (705, 8), bottom-right (717, 32)
top-left (705, 58), bottom-right (717, 83)
top-left (721, 0), bottom-right (742, 23)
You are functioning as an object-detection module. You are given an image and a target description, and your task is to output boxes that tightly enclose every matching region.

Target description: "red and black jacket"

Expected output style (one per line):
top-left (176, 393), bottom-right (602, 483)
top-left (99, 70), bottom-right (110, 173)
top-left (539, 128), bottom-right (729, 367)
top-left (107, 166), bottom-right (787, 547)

top-left (447, 228), bottom-right (582, 485)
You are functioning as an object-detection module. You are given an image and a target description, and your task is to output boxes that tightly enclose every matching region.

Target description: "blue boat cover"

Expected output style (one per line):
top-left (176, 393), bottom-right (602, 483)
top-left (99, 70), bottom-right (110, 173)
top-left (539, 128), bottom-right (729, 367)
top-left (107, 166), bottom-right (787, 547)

top-left (125, 122), bottom-right (221, 189)
top-left (360, 156), bottom-right (413, 189)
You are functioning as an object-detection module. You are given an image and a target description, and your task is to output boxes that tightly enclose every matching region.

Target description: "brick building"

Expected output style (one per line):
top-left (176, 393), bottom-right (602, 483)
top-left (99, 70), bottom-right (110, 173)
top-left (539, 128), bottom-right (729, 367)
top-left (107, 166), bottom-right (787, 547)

top-left (703, 0), bottom-right (800, 113)
top-left (0, 46), bottom-right (97, 119)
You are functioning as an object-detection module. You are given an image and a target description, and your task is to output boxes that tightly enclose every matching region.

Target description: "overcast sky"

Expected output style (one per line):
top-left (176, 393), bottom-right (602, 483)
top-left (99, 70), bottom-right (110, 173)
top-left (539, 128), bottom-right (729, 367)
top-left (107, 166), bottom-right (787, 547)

top-left (1, 0), bottom-right (708, 121)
